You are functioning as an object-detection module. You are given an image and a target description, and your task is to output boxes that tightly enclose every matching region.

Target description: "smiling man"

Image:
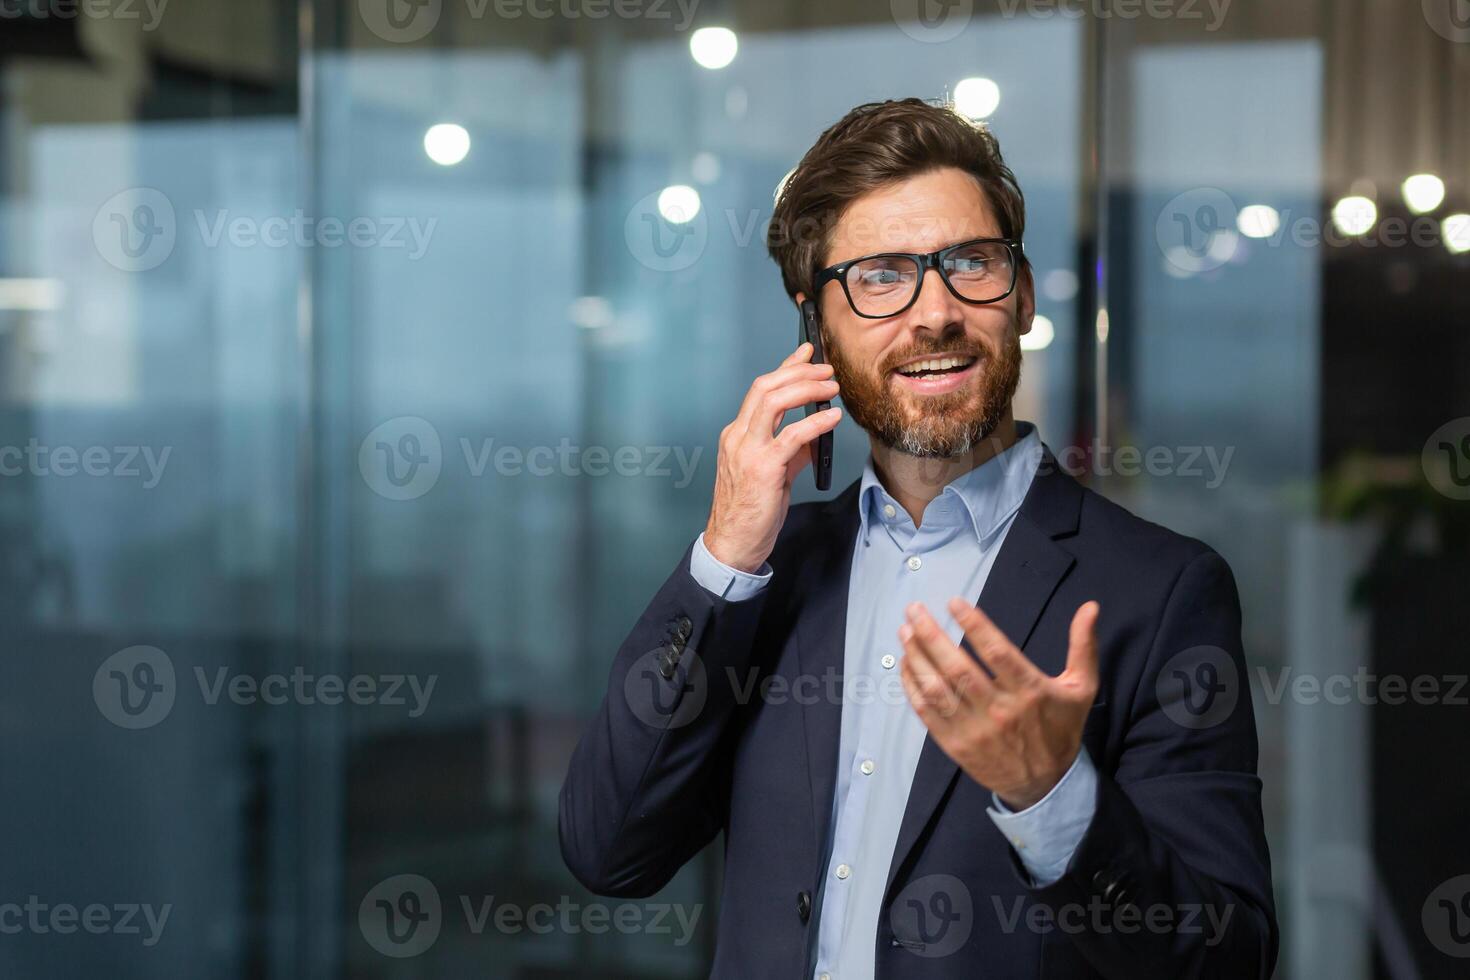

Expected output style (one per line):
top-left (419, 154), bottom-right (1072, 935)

top-left (560, 98), bottom-right (1277, 979)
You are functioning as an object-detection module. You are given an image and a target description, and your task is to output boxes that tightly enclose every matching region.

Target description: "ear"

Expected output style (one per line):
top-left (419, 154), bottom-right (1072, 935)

top-left (795, 291), bottom-right (822, 327)
top-left (1015, 264), bottom-right (1036, 335)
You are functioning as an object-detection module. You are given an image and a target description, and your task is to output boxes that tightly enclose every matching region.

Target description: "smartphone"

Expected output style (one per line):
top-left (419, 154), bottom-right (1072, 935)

top-left (799, 299), bottom-right (835, 491)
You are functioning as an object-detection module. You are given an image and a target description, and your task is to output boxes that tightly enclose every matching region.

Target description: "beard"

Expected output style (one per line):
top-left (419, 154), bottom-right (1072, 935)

top-left (825, 320), bottom-right (1023, 459)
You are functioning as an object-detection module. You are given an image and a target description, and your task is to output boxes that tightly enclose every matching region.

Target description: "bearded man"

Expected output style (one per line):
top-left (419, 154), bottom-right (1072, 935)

top-left (560, 98), bottom-right (1277, 980)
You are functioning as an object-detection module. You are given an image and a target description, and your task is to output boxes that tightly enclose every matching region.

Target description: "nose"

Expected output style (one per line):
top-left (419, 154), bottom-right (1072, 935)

top-left (904, 264), bottom-right (967, 337)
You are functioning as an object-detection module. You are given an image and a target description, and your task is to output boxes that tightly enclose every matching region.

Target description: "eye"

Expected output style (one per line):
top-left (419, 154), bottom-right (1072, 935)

top-left (861, 268), bottom-right (903, 285)
top-left (948, 257), bottom-right (991, 274)
top-left (944, 242), bottom-right (1011, 279)
top-left (847, 257), bottom-right (917, 292)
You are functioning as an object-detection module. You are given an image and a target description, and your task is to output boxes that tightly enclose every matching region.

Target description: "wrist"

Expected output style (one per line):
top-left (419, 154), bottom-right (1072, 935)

top-left (997, 787), bottom-right (1046, 812)
top-left (702, 529), bottom-right (764, 575)
top-left (996, 769), bottom-right (1065, 812)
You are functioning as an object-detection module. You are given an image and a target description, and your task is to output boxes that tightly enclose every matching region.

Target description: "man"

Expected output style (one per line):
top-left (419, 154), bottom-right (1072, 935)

top-left (560, 98), bottom-right (1277, 979)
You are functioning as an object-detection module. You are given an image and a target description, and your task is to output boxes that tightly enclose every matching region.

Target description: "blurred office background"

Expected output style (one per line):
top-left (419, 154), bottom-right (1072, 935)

top-left (0, 0), bottom-right (1467, 976)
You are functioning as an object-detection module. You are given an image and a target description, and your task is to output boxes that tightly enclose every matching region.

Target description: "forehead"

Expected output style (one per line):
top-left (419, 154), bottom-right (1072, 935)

top-left (825, 167), bottom-right (1002, 263)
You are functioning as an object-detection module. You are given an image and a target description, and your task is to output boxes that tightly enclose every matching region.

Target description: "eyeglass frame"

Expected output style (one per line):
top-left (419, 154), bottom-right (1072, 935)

top-left (813, 237), bottom-right (1026, 319)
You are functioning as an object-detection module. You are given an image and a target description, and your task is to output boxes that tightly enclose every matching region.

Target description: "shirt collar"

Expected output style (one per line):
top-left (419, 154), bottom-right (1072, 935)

top-left (858, 421), bottom-right (1044, 547)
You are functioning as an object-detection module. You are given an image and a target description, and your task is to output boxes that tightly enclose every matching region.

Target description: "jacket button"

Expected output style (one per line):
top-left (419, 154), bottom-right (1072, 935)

top-left (675, 616), bottom-right (692, 641)
top-left (1092, 868), bottom-right (1137, 908)
top-left (796, 890), bottom-right (811, 924)
top-left (657, 647), bottom-right (679, 679)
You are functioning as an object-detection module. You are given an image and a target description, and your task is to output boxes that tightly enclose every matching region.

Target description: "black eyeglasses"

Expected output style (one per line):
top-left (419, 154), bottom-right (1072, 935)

top-left (815, 237), bottom-right (1024, 319)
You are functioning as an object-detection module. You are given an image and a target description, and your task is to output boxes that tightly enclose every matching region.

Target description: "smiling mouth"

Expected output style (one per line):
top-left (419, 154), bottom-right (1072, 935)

top-left (892, 354), bottom-right (978, 380)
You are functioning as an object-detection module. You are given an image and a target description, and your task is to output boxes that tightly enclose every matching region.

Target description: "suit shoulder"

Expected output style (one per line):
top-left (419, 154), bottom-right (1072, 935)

top-left (1071, 481), bottom-right (1226, 580)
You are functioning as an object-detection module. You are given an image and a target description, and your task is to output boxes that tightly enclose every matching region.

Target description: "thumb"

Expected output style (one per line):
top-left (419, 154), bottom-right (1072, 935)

top-left (1063, 601), bottom-right (1100, 691)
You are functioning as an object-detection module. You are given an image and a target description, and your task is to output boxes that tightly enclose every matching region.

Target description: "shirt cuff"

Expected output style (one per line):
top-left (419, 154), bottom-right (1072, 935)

top-left (985, 745), bottom-right (1098, 887)
top-left (689, 532), bottom-right (773, 601)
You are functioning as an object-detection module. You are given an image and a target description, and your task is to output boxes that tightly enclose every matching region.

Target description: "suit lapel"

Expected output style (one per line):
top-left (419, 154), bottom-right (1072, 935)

top-left (795, 480), bottom-right (862, 854)
top-left (882, 450), bottom-right (1083, 902)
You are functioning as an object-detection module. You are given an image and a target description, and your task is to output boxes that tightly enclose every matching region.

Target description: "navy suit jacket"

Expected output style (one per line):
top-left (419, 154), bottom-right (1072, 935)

top-left (560, 450), bottom-right (1278, 978)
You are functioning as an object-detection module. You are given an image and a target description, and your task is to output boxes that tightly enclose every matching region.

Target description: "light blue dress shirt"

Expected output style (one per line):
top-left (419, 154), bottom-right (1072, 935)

top-left (690, 423), bottom-right (1097, 980)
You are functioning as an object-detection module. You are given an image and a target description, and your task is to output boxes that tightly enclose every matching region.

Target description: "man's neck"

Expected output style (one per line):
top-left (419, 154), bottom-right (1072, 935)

top-left (869, 410), bottom-right (1018, 528)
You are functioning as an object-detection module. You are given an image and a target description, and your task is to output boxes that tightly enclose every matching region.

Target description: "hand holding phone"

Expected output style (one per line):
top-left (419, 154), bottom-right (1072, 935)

top-left (701, 323), bottom-right (842, 574)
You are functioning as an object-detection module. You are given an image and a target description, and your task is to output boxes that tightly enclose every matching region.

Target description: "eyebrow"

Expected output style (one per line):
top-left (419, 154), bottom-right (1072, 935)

top-left (831, 234), bottom-right (1006, 260)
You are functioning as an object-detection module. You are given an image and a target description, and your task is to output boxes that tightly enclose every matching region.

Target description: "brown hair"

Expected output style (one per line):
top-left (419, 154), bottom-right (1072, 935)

top-left (766, 97), bottom-right (1028, 303)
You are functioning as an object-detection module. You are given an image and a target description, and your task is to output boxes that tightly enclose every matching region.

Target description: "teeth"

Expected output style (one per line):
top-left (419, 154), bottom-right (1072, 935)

top-left (897, 355), bottom-right (975, 376)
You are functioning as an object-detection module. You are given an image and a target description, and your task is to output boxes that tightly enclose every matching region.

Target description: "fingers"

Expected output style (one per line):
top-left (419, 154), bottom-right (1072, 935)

top-left (1064, 601), bottom-right (1101, 690)
top-left (772, 406), bottom-right (842, 469)
top-left (734, 350), bottom-right (834, 437)
top-left (946, 597), bottom-right (1043, 689)
top-left (780, 408), bottom-right (841, 483)
top-left (754, 377), bottom-right (841, 439)
top-left (781, 341), bottom-right (814, 366)
top-left (900, 603), bottom-right (990, 709)
top-left (899, 639), bottom-right (963, 727)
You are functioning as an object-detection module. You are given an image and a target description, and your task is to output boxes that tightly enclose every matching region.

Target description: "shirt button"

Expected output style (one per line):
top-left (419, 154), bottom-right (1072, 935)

top-left (906, 555), bottom-right (922, 571)
top-left (819, 974), bottom-right (832, 980)
top-left (882, 503), bottom-right (896, 519)
top-left (881, 654), bottom-right (896, 670)
top-left (835, 864), bottom-right (851, 880)
top-left (860, 759), bottom-right (875, 775)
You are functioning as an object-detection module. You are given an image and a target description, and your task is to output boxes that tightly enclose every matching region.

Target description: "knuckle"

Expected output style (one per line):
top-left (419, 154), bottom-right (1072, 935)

top-left (954, 673), bottom-right (981, 700)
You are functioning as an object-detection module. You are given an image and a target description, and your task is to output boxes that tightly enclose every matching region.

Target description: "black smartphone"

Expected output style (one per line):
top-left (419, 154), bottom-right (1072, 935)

top-left (799, 299), bottom-right (834, 491)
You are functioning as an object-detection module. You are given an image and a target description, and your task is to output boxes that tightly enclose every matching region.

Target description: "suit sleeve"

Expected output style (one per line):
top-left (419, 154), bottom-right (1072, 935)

top-left (558, 538), bottom-right (771, 898)
top-left (1023, 549), bottom-right (1279, 979)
